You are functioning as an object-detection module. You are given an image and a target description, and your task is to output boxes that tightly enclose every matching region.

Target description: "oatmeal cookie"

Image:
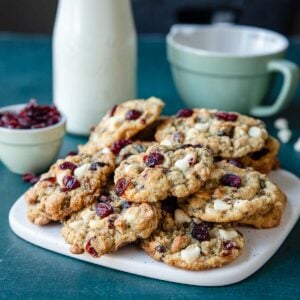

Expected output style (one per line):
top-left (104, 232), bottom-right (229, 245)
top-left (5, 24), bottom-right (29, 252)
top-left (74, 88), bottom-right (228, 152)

top-left (141, 209), bottom-right (244, 271)
top-left (238, 189), bottom-right (286, 228)
top-left (79, 97), bottom-right (164, 154)
top-left (155, 108), bottom-right (268, 158)
top-left (114, 144), bottom-right (214, 202)
top-left (61, 185), bottom-right (161, 257)
top-left (25, 152), bottom-right (115, 225)
top-left (177, 161), bottom-right (282, 222)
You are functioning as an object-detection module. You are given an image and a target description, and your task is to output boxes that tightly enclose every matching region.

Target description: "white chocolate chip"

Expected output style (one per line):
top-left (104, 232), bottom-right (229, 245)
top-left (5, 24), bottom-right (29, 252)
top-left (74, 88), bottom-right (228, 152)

top-left (108, 116), bottom-right (123, 131)
top-left (89, 219), bottom-right (106, 230)
top-left (278, 129), bottom-right (292, 143)
top-left (124, 164), bottom-right (132, 173)
top-left (294, 138), bottom-right (300, 152)
top-left (175, 154), bottom-right (194, 171)
top-left (218, 229), bottom-right (238, 240)
top-left (160, 139), bottom-right (172, 147)
top-left (248, 126), bottom-right (262, 138)
top-left (194, 123), bottom-right (209, 132)
top-left (80, 209), bottom-right (95, 221)
top-left (56, 172), bottom-right (66, 187)
top-left (74, 163), bottom-right (90, 180)
top-left (101, 147), bottom-right (111, 154)
top-left (213, 199), bottom-right (231, 211)
top-left (69, 220), bottom-right (84, 230)
top-left (123, 207), bottom-right (139, 224)
top-left (274, 118), bottom-right (289, 130)
top-left (186, 128), bottom-right (200, 139)
top-left (174, 209), bottom-right (191, 224)
top-left (180, 244), bottom-right (201, 263)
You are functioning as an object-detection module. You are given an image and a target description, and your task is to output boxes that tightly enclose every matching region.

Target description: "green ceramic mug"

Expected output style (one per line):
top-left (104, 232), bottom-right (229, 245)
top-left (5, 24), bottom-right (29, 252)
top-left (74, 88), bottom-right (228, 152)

top-left (167, 24), bottom-right (299, 116)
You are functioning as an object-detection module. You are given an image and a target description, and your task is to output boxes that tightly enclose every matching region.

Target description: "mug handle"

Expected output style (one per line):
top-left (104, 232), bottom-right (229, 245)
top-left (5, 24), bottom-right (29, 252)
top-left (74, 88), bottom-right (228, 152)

top-left (250, 59), bottom-right (299, 117)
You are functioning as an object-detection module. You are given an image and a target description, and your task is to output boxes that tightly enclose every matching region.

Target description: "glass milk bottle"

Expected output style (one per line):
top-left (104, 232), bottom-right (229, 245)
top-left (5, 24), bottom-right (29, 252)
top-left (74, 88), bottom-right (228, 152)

top-left (53, 0), bottom-right (136, 135)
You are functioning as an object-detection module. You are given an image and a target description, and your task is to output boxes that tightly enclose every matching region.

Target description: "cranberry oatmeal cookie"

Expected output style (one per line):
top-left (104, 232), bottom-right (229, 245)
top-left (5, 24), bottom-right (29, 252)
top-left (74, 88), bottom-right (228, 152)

top-left (61, 184), bottom-right (161, 257)
top-left (141, 208), bottom-right (244, 271)
top-left (25, 152), bottom-right (115, 225)
top-left (155, 108), bottom-right (268, 158)
top-left (177, 161), bottom-right (283, 223)
top-left (114, 144), bottom-right (214, 203)
top-left (79, 97), bottom-right (164, 154)
top-left (238, 189), bottom-right (286, 228)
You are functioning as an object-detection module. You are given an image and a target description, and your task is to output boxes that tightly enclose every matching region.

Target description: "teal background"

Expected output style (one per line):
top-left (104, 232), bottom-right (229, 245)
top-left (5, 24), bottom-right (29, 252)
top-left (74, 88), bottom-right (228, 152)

top-left (0, 35), bottom-right (299, 299)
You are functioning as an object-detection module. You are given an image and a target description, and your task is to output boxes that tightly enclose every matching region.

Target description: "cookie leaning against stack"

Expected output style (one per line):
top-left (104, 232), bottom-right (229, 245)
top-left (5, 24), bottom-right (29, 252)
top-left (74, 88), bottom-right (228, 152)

top-left (24, 97), bottom-right (286, 271)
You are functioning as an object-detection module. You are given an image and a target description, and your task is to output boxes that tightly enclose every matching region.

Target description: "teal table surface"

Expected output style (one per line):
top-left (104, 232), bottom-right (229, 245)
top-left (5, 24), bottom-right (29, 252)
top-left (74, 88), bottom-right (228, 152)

top-left (0, 34), bottom-right (299, 299)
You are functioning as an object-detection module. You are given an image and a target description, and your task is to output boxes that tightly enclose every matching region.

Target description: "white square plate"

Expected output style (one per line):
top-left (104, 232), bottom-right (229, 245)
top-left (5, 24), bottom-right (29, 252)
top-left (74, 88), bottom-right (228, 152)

top-left (9, 169), bottom-right (300, 286)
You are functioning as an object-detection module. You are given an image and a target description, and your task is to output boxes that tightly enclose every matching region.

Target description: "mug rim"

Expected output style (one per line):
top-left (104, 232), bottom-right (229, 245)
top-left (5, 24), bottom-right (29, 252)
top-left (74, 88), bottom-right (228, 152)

top-left (167, 24), bottom-right (289, 58)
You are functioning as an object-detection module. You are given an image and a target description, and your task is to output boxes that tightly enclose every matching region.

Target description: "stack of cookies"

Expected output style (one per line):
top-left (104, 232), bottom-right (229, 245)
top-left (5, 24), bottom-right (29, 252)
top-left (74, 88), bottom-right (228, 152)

top-left (25, 97), bottom-right (286, 271)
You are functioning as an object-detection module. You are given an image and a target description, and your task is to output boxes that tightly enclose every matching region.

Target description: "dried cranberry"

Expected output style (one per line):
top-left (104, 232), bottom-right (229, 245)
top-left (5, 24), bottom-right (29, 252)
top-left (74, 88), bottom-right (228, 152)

top-left (176, 109), bottom-right (193, 118)
top-left (215, 112), bottom-right (238, 121)
top-left (109, 105), bottom-right (118, 117)
top-left (41, 177), bottom-right (57, 183)
top-left (221, 174), bottom-right (242, 188)
top-left (110, 139), bottom-right (132, 155)
top-left (223, 240), bottom-right (235, 251)
top-left (61, 176), bottom-right (80, 191)
top-left (125, 109), bottom-right (142, 120)
top-left (191, 222), bottom-right (212, 242)
top-left (85, 238), bottom-right (98, 257)
top-left (89, 162), bottom-right (107, 171)
top-left (58, 162), bottom-right (77, 172)
top-left (155, 245), bottom-right (166, 253)
top-left (144, 152), bottom-right (164, 168)
top-left (228, 159), bottom-right (243, 168)
top-left (173, 131), bottom-right (184, 143)
top-left (22, 173), bottom-right (40, 184)
top-left (0, 99), bottom-right (62, 129)
top-left (250, 148), bottom-right (269, 160)
top-left (96, 203), bottom-right (113, 218)
top-left (161, 197), bottom-right (178, 213)
top-left (115, 178), bottom-right (129, 196)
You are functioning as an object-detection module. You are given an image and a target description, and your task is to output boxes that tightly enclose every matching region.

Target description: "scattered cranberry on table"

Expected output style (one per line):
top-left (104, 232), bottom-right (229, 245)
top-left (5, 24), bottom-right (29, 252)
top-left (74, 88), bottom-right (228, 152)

top-left (0, 99), bottom-right (61, 129)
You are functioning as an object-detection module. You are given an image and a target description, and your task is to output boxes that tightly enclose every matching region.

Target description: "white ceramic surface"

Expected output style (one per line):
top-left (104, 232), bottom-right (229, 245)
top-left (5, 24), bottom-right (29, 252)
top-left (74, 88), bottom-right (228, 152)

top-left (0, 104), bottom-right (66, 174)
top-left (168, 24), bottom-right (288, 57)
top-left (9, 169), bottom-right (300, 287)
